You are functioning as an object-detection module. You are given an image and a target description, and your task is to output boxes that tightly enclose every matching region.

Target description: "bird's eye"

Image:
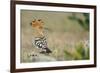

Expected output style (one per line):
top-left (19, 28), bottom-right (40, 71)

top-left (38, 19), bottom-right (41, 21)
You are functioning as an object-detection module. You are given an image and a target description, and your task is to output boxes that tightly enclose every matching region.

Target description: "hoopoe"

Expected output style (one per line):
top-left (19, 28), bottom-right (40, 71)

top-left (30, 19), bottom-right (52, 54)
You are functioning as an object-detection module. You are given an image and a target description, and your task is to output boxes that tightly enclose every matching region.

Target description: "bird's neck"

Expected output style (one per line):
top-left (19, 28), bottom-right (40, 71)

top-left (33, 29), bottom-right (44, 38)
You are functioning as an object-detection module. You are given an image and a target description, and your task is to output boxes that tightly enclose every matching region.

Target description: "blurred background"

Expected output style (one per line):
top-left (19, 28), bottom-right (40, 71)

top-left (21, 10), bottom-right (90, 63)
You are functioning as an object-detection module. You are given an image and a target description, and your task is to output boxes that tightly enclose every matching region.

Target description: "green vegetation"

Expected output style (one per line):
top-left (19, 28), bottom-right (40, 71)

top-left (64, 42), bottom-right (89, 60)
top-left (68, 13), bottom-right (89, 31)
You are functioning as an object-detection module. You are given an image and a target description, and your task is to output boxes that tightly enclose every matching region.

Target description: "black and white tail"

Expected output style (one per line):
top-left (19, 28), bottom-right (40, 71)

top-left (33, 37), bottom-right (52, 54)
top-left (44, 47), bottom-right (52, 53)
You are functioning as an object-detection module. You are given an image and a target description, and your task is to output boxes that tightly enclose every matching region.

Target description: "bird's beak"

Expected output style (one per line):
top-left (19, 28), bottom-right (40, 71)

top-left (30, 22), bottom-right (32, 26)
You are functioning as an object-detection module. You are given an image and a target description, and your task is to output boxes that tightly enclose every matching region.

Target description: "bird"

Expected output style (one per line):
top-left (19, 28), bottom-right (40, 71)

top-left (30, 19), bottom-right (52, 54)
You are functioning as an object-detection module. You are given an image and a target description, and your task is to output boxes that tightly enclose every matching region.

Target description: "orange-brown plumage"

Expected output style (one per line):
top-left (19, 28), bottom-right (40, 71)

top-left (30, 19), bottom-right (44, 37)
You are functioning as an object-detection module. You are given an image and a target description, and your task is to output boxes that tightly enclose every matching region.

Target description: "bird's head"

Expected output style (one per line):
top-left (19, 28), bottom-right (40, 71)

top-left (30, 19), bottom-right (44, 30)
top-left (30, 19), bottom-right (44, 37)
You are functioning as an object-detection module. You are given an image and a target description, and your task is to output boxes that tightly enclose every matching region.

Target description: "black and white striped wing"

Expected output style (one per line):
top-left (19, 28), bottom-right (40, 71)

top-left (33, 37), bottom-right (47, 49)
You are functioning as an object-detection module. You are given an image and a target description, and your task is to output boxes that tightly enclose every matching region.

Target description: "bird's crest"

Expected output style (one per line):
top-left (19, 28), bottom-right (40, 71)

top-left (30, 19), bottom-right (44, 30)
top-left (30, 19), bottom-right (44, 37)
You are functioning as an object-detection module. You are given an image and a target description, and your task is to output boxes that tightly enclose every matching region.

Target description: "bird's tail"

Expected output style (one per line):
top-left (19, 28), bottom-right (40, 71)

top-left (44, 48), bottom-right (52, 53)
